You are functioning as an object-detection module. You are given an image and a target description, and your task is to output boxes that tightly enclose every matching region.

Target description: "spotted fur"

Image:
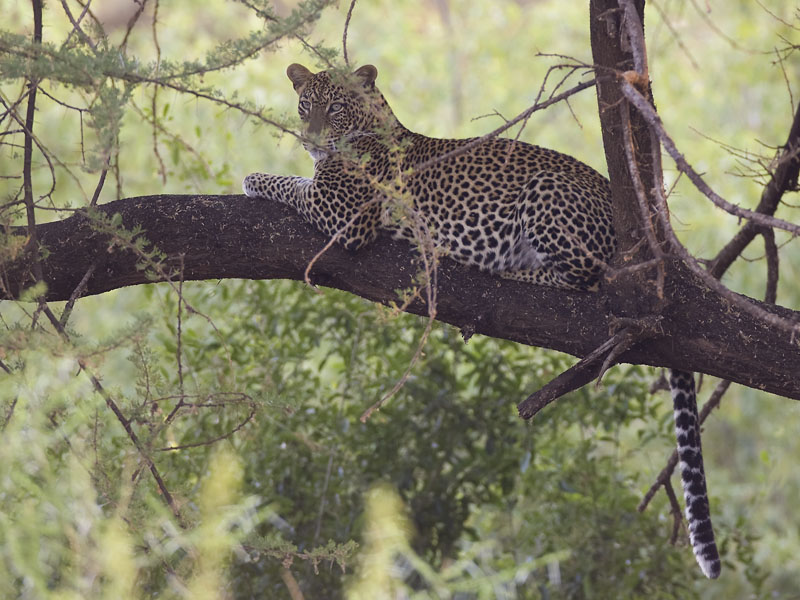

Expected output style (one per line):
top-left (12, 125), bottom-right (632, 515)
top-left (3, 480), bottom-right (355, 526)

top-left (670, 370), bottom-right (721, 578)
top-left (243, 64), bottom-right (615, 290)
top-left (242, 64), bottom-right (719, 577)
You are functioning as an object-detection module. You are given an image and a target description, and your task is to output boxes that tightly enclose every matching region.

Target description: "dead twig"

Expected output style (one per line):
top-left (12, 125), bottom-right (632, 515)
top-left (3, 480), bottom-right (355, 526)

top-left (39, 302), bottom-right (184, 524)
top-left (342, 0), bottom-right (358, 67)
top-left (618, 88), bottom-right (800, 337)
top-left (709, 101), bottom-right (800, 279)
top-left (763, 229), bottom-right (779, 304)
top-left (59, 262), bottom-right (97, 326)
top-left (518, 326), bottom-right (638, 419)
top-left (415, 76), bottom-right (599, 173)
top-left (663, 478), bottom-right (683, 545)
top-left (621, 81), bottom-right (800, 237)
top-left (280, 567), bottom-right (306, 600)
top-left (157, 398), bottom-right (257, 452)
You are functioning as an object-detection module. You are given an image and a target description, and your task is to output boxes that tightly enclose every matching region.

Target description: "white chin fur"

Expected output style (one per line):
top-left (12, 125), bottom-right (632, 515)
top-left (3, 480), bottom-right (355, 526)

top-left (307, 148), bottom-right (329, 161)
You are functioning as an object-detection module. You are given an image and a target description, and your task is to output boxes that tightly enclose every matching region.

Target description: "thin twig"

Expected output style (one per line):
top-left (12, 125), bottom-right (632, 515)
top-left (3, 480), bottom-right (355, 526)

top-left (649, 0), bottom-right (700, 70)
top-left (687, 0), bottom-right (748, 52)
top-left (312, 452), bottom-right (335, 546)
top-left (130, 99), bottom-right (211, 178)
top-left (414, 76), bottom-right (599, 173)
top-left (37, 86), bottom-right (89, 113)
top-left (0, 91), bottom-right (74, 202)
top-left (60, 0), bottom-right (96, 50)
top-left (302, 195), bottom-right (382, 289)
top-left (59, 262), bottom-right (97, 326)
top-left (119, 0), bottom-right (149, 52)
top-left (280, 568), bottom-right (306, 600)
top-left (618, 87), bottom-right (800, 337)
top-left (40, 302), bottom-right (184, 523)
top-left (663, 478), bottom-right (683, 545)
top-left (621, 80), bottom-right (800, 236)
top-left (763, 229), bottom-right (779, 305)
top-left (176, 255), bottom-right (185, 401)
top-left (150, 1), bottom-right (167, 185)
top-left (359, 210), bottom-right (439, 422)
top-left (518, 327), bottom-right (638, 419)
top-left (709, 101), bottom-right (800, 279)
top-left (619, 0), bottom-right (648, 77)
top-left (22, 0), bottom-right (44, 287)
top-left (342, 0), bottom-right (358, 67)
top-left (89, 169), bottom-right (107, 206)
top-left (157, 403), bottom-right (256, 451)
top-left (1, 396), bottom-right (18, 431)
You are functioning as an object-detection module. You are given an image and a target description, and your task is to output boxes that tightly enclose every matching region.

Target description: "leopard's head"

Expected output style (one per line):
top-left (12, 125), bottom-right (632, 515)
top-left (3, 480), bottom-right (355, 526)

top-left (286, 64), bottom-right (394, 159)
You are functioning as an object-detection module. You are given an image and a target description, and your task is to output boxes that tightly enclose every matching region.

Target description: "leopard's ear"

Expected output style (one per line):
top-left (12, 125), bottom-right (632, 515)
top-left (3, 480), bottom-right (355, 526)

top-left (353, 64), bottom-right (378, 88)
top-left (287, 64), bottom-right (314, 92)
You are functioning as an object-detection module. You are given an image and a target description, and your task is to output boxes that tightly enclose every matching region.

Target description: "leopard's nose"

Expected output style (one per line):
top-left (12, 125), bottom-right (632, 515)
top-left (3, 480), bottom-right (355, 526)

top-left (307, 111), bottom-right (325, 136)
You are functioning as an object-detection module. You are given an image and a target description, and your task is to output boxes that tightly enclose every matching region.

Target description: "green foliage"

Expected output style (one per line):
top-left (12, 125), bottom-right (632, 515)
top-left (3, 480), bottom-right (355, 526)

top-left (1, 1), bottom-right (799, 599)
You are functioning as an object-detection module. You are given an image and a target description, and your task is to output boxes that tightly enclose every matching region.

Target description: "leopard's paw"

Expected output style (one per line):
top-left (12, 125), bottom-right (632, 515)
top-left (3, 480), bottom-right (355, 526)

top-left (242, 173), bottom-right (268, 198)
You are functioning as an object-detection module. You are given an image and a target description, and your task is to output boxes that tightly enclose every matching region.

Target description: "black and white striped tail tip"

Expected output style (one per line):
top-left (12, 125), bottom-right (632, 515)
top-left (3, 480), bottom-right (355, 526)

top-left (688, 513), bottom-right (721, 578)
top-left (696, 548), bottom-right (721, 579)
top-left (670, 369), bottom-right (721, 579)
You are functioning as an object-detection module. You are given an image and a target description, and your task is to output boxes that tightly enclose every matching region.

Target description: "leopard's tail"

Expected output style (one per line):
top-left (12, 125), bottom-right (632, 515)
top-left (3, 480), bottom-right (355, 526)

top-left (670, 369), bottom-right (721, 579)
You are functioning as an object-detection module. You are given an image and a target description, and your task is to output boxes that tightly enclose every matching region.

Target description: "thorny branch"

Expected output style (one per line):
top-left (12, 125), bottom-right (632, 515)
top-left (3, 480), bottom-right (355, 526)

top-left (615, 74), bottom-right (799, 337)
top-left (523, 0), bottom-right (797, 435)
top-left (663, 478), bottom-right (683, 545)
top-left (3, 3), bottom-right (799, 561)
top-left (4, 0), bottom-right (252, 520)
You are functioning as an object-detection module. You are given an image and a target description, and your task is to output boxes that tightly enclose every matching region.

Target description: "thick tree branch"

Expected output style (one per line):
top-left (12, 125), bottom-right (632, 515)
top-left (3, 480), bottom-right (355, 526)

top-left (2, 194), bottom-right (798, 400)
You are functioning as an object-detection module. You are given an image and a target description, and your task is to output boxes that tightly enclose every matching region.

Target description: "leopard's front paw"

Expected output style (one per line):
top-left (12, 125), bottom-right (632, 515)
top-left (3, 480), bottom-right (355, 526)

top-left (242, 173), bottom-right (269, 198)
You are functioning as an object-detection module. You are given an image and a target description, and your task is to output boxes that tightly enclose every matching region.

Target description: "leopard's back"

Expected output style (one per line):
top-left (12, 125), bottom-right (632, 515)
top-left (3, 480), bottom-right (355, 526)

top-left (385, 134), bottom-right (616, 287)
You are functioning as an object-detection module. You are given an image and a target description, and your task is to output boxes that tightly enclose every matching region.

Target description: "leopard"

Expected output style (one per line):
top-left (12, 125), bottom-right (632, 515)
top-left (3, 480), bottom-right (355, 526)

top-left (242, 63), bottom-right (721, 579)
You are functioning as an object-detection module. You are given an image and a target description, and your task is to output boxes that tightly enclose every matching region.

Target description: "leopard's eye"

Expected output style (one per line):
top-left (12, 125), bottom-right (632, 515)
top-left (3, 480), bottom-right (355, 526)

top-left (298, 99), bottom-right (311, 112)
top-left (328, 102), bottom-right (344, 113)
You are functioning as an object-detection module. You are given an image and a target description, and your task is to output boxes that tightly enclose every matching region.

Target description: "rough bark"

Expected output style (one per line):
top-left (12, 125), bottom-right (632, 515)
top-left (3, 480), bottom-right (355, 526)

top-left (2, 194), bottom-right (798, 400)
top-left (591, 0), bottom-right (661, 257)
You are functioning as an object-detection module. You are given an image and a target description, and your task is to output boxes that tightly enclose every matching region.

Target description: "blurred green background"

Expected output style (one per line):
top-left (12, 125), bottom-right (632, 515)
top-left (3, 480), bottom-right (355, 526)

top-left (1, 1), bottom-right (798, 598)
